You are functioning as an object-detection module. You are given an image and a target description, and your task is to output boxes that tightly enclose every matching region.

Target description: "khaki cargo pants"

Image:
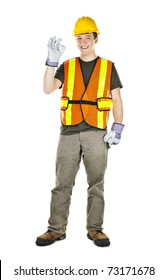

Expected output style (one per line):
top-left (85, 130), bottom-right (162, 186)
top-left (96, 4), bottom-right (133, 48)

top-left (48, 130), bottom-right (108, 234)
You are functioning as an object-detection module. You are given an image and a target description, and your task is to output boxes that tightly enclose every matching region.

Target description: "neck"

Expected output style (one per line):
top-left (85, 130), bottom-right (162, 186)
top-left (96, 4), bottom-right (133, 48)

top-left (79, 51), bottom-right (97, 62)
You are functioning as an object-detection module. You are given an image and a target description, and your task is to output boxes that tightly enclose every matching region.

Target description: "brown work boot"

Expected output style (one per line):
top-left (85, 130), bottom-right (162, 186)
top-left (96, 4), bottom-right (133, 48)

top-left (36, 230), bottom-right (66, 246)
top-left (87, 230), bottom-right (110, 247)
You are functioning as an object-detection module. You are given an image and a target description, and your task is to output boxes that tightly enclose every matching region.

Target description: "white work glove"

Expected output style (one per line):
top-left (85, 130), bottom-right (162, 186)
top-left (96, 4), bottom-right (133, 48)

top-left (104, 123), bottom-right (124, 145)
top-left (45, 36), bottom-right (66, 67)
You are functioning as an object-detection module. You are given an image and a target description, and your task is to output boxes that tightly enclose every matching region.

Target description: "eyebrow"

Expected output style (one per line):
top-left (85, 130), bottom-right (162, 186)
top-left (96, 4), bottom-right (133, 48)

top-left (76, 33), bottom-right (92, 38)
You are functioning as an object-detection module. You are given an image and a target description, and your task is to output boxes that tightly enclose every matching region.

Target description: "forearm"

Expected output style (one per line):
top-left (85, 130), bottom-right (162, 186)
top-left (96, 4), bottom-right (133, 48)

top-left (111, 88), bottom-right (123, 124)
top-left (104, 89), bottom-right (124, 145)
top-left (43, 66), bottom-right (56, 94)
top-left (112, 96), bottom-right (123, 123)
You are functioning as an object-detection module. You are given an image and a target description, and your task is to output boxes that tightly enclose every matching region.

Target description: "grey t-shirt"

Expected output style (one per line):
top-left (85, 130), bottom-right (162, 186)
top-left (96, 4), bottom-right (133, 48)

top-left (54, 57), bottom-right (123, 135)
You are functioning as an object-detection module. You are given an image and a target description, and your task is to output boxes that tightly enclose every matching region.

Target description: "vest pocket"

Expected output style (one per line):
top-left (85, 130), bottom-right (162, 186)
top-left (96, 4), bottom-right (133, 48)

top-left (97, 97), bottom-right (113, 111)
top-left (61, 96), bottom-right (69, 110)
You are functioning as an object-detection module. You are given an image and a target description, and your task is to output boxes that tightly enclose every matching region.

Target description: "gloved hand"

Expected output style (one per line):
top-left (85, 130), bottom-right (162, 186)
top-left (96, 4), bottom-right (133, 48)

top-left (103, 123), bottom-right (124, 145)
top-left (45, 36), bottom-right (66, 67)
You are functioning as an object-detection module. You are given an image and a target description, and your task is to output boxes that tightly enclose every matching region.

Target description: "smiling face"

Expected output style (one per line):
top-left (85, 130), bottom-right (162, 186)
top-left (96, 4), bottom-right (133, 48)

top-left (75, 33), bottom-right (98, 60)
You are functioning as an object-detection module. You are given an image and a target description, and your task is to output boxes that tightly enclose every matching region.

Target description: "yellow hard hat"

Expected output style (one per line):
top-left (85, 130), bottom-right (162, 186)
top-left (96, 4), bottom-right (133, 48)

top-left (73, 16), bottom-right (100, 36)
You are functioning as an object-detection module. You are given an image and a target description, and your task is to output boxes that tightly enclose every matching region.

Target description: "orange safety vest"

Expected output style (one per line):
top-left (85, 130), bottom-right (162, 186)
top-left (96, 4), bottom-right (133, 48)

top-left (61, 57), bottom-right (113, 129)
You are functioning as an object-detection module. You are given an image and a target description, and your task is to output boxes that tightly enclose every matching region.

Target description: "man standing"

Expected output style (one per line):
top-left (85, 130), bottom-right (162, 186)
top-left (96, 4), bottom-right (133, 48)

top-left (36, 16), bottom-right (124, 247)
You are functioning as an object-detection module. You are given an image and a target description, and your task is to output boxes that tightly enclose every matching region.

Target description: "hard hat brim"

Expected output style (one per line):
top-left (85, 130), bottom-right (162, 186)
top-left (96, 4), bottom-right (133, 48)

top-left (73, 30), bottom-right (100, 36)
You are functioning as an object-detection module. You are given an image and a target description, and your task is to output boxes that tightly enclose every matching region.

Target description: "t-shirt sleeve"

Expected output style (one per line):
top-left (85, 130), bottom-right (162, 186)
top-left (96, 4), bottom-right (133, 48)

top-left (54, 63), bottom-right (64, 84)
top-left (111, 63), bottom-right (123, 90)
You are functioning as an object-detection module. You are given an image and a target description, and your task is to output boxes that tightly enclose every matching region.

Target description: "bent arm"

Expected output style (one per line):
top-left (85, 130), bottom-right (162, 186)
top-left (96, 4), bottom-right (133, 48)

top-left (43, 66), bottom-right (62, 94)
top-left (111, 87), bottom-right (123, 123)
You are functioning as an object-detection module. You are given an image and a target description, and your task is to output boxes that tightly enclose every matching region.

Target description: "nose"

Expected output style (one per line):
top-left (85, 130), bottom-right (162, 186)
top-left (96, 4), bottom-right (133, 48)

top-left (80, 38), bottom-right (87, 44)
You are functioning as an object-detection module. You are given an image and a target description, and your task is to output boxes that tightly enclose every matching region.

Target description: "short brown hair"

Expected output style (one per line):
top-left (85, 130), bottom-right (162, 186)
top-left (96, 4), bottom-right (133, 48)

top-left (93, 32), bottom-right (98, 39)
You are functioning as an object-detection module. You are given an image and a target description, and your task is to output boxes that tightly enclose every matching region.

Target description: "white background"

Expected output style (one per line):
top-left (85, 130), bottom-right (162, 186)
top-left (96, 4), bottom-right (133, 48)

top-left (0, 0), bottom-right (167, 279)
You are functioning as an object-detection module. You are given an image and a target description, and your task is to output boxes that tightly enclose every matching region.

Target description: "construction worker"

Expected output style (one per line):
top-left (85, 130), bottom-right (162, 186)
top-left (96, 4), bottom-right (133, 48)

top-left (36, 16), bottom-right (124, 247)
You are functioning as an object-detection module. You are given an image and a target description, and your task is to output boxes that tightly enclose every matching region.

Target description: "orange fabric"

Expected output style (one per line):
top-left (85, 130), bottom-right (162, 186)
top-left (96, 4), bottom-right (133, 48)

top-left (61, 57), bottom-right (112, 129)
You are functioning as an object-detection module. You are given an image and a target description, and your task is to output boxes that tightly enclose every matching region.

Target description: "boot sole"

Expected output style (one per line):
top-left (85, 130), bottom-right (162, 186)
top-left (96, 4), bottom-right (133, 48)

top-left (87, 233), bottom-right (110, 247)
top-left (36, 234), bottom-right (66, 246)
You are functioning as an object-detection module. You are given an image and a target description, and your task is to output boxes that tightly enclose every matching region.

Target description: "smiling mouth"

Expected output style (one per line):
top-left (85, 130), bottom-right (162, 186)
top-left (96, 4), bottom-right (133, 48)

top-left (81, 46), bottom-right (89, 49)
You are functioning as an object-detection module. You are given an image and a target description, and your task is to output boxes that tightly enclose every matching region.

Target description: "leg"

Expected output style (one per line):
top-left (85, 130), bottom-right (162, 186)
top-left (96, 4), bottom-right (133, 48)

top-left (80, 130), bottom-right (108, 231)
top-left (48, 133), bottom-right (82, 234)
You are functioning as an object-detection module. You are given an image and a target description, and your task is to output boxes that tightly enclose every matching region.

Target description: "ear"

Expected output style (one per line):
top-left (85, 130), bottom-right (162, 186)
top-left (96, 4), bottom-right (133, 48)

top-left (94, 37), bottom-right (98, 44)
